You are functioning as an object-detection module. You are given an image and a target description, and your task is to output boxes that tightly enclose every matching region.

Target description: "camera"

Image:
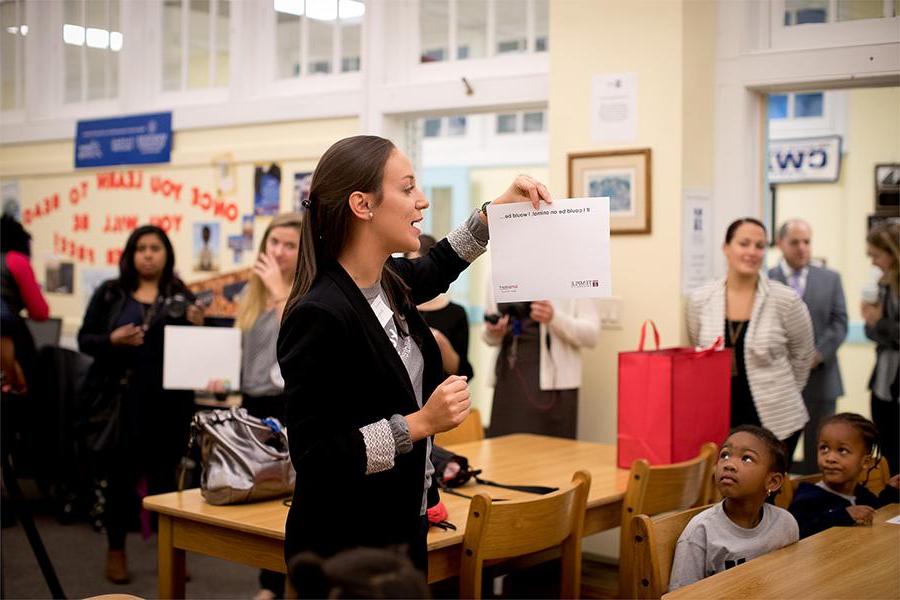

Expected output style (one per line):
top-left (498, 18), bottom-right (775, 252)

top-left (162, 294), bottom-right (192, 319)
top-left (483, 302), bottom-right (532, 324)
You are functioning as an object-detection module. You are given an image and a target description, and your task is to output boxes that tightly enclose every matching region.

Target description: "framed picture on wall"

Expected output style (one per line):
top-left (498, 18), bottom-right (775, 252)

top-left (567, 148), bottom-right (652, 234)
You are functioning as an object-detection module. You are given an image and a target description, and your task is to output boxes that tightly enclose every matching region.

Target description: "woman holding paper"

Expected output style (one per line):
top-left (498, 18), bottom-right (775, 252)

top-left (686, 218), bottom-right (814, 465)
top-left (483, 293), bottom-right (599, 439)
top-left (277, 135), bottom-right (549, 583)
top-left (78, 225), bottom-right (204, 584)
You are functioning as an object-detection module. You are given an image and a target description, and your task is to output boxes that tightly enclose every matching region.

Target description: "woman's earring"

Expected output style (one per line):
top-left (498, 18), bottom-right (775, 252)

top-left (368, 211), bottom-right (374, 219)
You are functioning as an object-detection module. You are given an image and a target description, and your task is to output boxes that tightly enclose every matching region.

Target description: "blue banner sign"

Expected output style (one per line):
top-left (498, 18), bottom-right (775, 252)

top-left (75, 112), bottom-right (172, 168)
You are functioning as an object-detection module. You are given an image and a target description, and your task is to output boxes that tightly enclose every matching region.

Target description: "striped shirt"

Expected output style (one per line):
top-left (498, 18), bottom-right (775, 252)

top-left (686, 276), bottom-right (815, 439)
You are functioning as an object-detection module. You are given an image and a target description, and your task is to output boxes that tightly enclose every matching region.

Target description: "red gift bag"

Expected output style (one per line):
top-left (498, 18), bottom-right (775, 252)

top-left (617, 321), bottom-right (731, 468)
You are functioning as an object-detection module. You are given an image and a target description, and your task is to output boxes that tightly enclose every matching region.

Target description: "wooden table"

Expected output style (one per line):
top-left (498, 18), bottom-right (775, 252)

top-left (143, 433), bottom-right (629, 598)
top-left (663, 504), bottom-right (900, 599)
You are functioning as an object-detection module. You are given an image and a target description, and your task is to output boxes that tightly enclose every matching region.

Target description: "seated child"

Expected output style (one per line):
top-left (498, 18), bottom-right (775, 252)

top-left (668, 425), bottom-right (799, 591)
top-left (789, 412), bottom-right (900, 539)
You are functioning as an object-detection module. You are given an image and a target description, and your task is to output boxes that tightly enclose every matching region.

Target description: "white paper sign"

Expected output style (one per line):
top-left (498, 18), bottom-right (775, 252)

top-left (488, 197), bottom-right (612, 302)
top-left (768, 136), bottom-right (842, 183)
top-left (591, 73), bottom-right (637, 143)
top-left (682, 189), bottom-right (714, 294)
top-left (163, 325), bottom-right (241, 391)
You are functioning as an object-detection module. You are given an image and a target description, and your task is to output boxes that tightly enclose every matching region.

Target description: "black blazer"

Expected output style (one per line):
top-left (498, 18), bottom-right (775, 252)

top-left (277, 238), bottom-right (469, 562)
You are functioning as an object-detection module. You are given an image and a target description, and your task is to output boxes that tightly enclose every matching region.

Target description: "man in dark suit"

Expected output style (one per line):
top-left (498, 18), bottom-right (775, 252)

top-left (769, 219), bottom-right (848, 474)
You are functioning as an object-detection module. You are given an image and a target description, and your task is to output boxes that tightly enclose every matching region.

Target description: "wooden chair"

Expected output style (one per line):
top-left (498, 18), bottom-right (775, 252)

top-left (776, 456), bottom-right (894, 509)
top-left (435, 408), bottom-right (484, 447)
top-left (618, 443), bottom-right (718, 598)
top-left (459, 470), bottom-right (591, 600)
top-left (630, 504), bottom-right (712, 599)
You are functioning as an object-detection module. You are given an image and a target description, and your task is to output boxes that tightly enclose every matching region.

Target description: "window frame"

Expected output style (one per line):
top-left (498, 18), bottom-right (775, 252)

top-left (770, 0), bottom-right (899, 50)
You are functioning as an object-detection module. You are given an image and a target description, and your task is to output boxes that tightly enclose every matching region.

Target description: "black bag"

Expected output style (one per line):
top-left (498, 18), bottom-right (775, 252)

top-left (431, 445), bottom-right (558, 498)
top-left (82, 370), bottom-right (130, 454)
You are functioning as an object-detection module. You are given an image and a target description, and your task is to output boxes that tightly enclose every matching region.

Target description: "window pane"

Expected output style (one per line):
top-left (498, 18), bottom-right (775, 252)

top-left (447, 115), bottom-right (466, 136)
top-left (188, 0), bottom-right (210, 89)
top-left (162, 0), bottom-right (183, 90)
top-left (495, 0), bottom-right (526, 54)
top-left (307, 0), bottom-right (335, 74)
top-left (837, 0), bottom-right (883, 20)
top-left (768, 94), bottom-right (788, 119)
top-left (534, 0), bottom-right (548, 52)
top-left (1, 0), bottom-right (20, 110)
top-left (457, 0), bottom-right (486, 60)
top-left (523, 111), bottom-right (544, 132)
top-left (420, 0), bottom-right (448, 62)
top-left (430, 186), bottom-right (453, 239)
top-left (85, 0), bottom-right (107, 100)
top-left (64, 0), bottom-right (83, 102)
top-left (496, 113), bottom-right (516, 134)
top-left (794, 92), bottom-right (823, 118)
top-left (215, 0), bottom-right (229, 86)
top-left (275, 0), bottom-right (301, 78)
top-left (423, 118), bottom-right (441, 137)
top-left (339, 0), bottom-right (362, 72)
top-left (785, 0), bottom-right (828, 25)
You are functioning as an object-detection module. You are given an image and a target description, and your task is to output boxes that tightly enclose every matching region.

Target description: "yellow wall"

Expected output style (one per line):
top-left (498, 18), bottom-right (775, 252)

top-left (0, 117), bottom-right (359, 331)
top-left (548, 0), bottom-right (715, 558)
top-left (768, 86), bottom-right (900, 418)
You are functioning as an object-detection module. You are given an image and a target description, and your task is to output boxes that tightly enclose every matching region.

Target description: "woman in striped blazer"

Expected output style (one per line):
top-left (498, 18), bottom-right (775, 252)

top-left (687, 218), bottom-right (815, 464)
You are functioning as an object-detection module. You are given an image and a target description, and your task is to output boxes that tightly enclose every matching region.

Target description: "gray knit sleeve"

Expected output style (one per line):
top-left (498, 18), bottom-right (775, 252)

top-left (447, 210), bottom-right (489, 262)
top-left (389, 414), bottom-right (413, 455)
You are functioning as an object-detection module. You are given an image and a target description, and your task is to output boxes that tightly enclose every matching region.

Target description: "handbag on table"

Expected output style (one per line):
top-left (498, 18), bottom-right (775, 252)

top-left (186, 406), bottom-right (295, 505)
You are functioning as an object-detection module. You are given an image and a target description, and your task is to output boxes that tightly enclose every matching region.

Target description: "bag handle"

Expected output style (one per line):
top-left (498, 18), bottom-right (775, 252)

top-left (693, 336), bottom-right (725, 358)
top-left (228, 407), bottom-right (291, 460)
top-left (638, 320), bottom-right (661, 351)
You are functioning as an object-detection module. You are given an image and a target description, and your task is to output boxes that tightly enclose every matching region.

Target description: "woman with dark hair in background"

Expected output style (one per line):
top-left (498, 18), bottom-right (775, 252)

top-left (277, 135), bottom-right (548, 588)
top-left (78, 225), bottom-right (204, 584)
top-left (687, 218), bottom-right (815, 466)
top-left (0, 215), bottom-right (49, 392)
top-left (862, 221), bottom-right (900, 475)
top-left (405, 233), bottom-right (473, 380)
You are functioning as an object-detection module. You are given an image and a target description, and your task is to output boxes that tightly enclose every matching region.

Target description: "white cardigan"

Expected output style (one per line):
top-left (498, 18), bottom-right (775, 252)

top-left (483, 287), bottom-right (599, 391)
top-left (686, 276), bottom-right (815, 440)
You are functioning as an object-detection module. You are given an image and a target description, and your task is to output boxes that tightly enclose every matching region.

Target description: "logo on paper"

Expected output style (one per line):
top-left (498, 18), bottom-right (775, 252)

top-left (498, 284), bottom-right (519, 294)
top-left (571, 279), bottom-right (599, 289)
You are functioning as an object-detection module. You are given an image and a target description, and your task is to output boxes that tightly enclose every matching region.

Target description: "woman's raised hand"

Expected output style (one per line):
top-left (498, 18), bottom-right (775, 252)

top-left (493, 175), bottom-right (552, 210)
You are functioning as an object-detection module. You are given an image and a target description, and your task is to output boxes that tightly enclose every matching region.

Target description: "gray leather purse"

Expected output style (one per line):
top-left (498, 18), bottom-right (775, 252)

top-left (190, 407), bottom-right (296, 505)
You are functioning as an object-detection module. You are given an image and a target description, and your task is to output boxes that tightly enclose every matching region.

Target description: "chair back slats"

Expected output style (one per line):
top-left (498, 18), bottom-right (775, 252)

top-left (459, 470), bottom-right (591, 600)
top-left (619, 443), bottom-right (718, 598)
top-left (631, 505), bottom-right (712, 599)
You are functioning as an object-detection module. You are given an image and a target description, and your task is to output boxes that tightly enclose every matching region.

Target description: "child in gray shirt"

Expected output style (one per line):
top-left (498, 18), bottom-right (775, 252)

top-left (669, 425), bottom-right (799, 591)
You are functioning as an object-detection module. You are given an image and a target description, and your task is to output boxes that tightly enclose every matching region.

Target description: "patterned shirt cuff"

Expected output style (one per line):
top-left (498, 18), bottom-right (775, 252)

top-left (360, 419), bottom-right (395, 474)
top-left (447, 210), bottom-right (489, 263)
top-left (389, 414), bottom-right (413, 455)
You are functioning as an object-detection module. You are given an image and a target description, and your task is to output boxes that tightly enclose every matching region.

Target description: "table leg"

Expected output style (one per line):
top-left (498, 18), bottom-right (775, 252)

top-left (158, 514), bottom-right (186, 599)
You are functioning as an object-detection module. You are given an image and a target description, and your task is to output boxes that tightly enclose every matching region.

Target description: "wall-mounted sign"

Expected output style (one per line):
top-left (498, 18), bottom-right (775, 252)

top-left (75, 112), bottom-right (172, 168)
top-left (768, 135), bottom-right (841, 184)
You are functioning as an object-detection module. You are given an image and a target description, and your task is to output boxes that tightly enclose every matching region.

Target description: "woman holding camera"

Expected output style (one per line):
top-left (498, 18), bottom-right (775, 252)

top-left (78, 225), bottom-right (203, 584)
top-left (277, 135), bottom-right (548, 584)
top-left (483, 291), bottom-right (599, 439)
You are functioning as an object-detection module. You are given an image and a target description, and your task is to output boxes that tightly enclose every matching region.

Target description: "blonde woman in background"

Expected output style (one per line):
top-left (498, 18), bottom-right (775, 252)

top-left (236, 212), bottom-right (303, 423)
top-left (862, 221), bottom-right (900, 475)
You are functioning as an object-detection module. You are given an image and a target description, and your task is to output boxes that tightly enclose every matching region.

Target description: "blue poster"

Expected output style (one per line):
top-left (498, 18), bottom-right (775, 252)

top-left (75, 112), bottom-right (172, 168)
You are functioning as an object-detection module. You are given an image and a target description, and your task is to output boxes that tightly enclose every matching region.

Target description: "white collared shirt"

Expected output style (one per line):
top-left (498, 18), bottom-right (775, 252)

top-left (780, 259), bottom-right (809, 298)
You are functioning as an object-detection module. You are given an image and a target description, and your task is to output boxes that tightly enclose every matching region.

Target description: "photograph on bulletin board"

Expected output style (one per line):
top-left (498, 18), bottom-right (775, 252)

top-left (293, 172), bottom-right (313, 214)
top-left (45, 260), bottom-right (74, 294)
top-left (193, 222), bottom-right (221, 272)
top-left (187, 269), bottom-right (251, 320)
top-left (241, 214), bottom-right (254, 250)
top-left (81, 267), bottom-right (118, 307)
top-left (254, 163), bottom-right (282, 216)
top-left (228, 235), bottom-right (244, 264)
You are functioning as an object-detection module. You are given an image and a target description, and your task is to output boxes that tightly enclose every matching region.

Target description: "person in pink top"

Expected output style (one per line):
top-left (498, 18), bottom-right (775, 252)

top-left (1, 214), bottom-right (49, 392)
